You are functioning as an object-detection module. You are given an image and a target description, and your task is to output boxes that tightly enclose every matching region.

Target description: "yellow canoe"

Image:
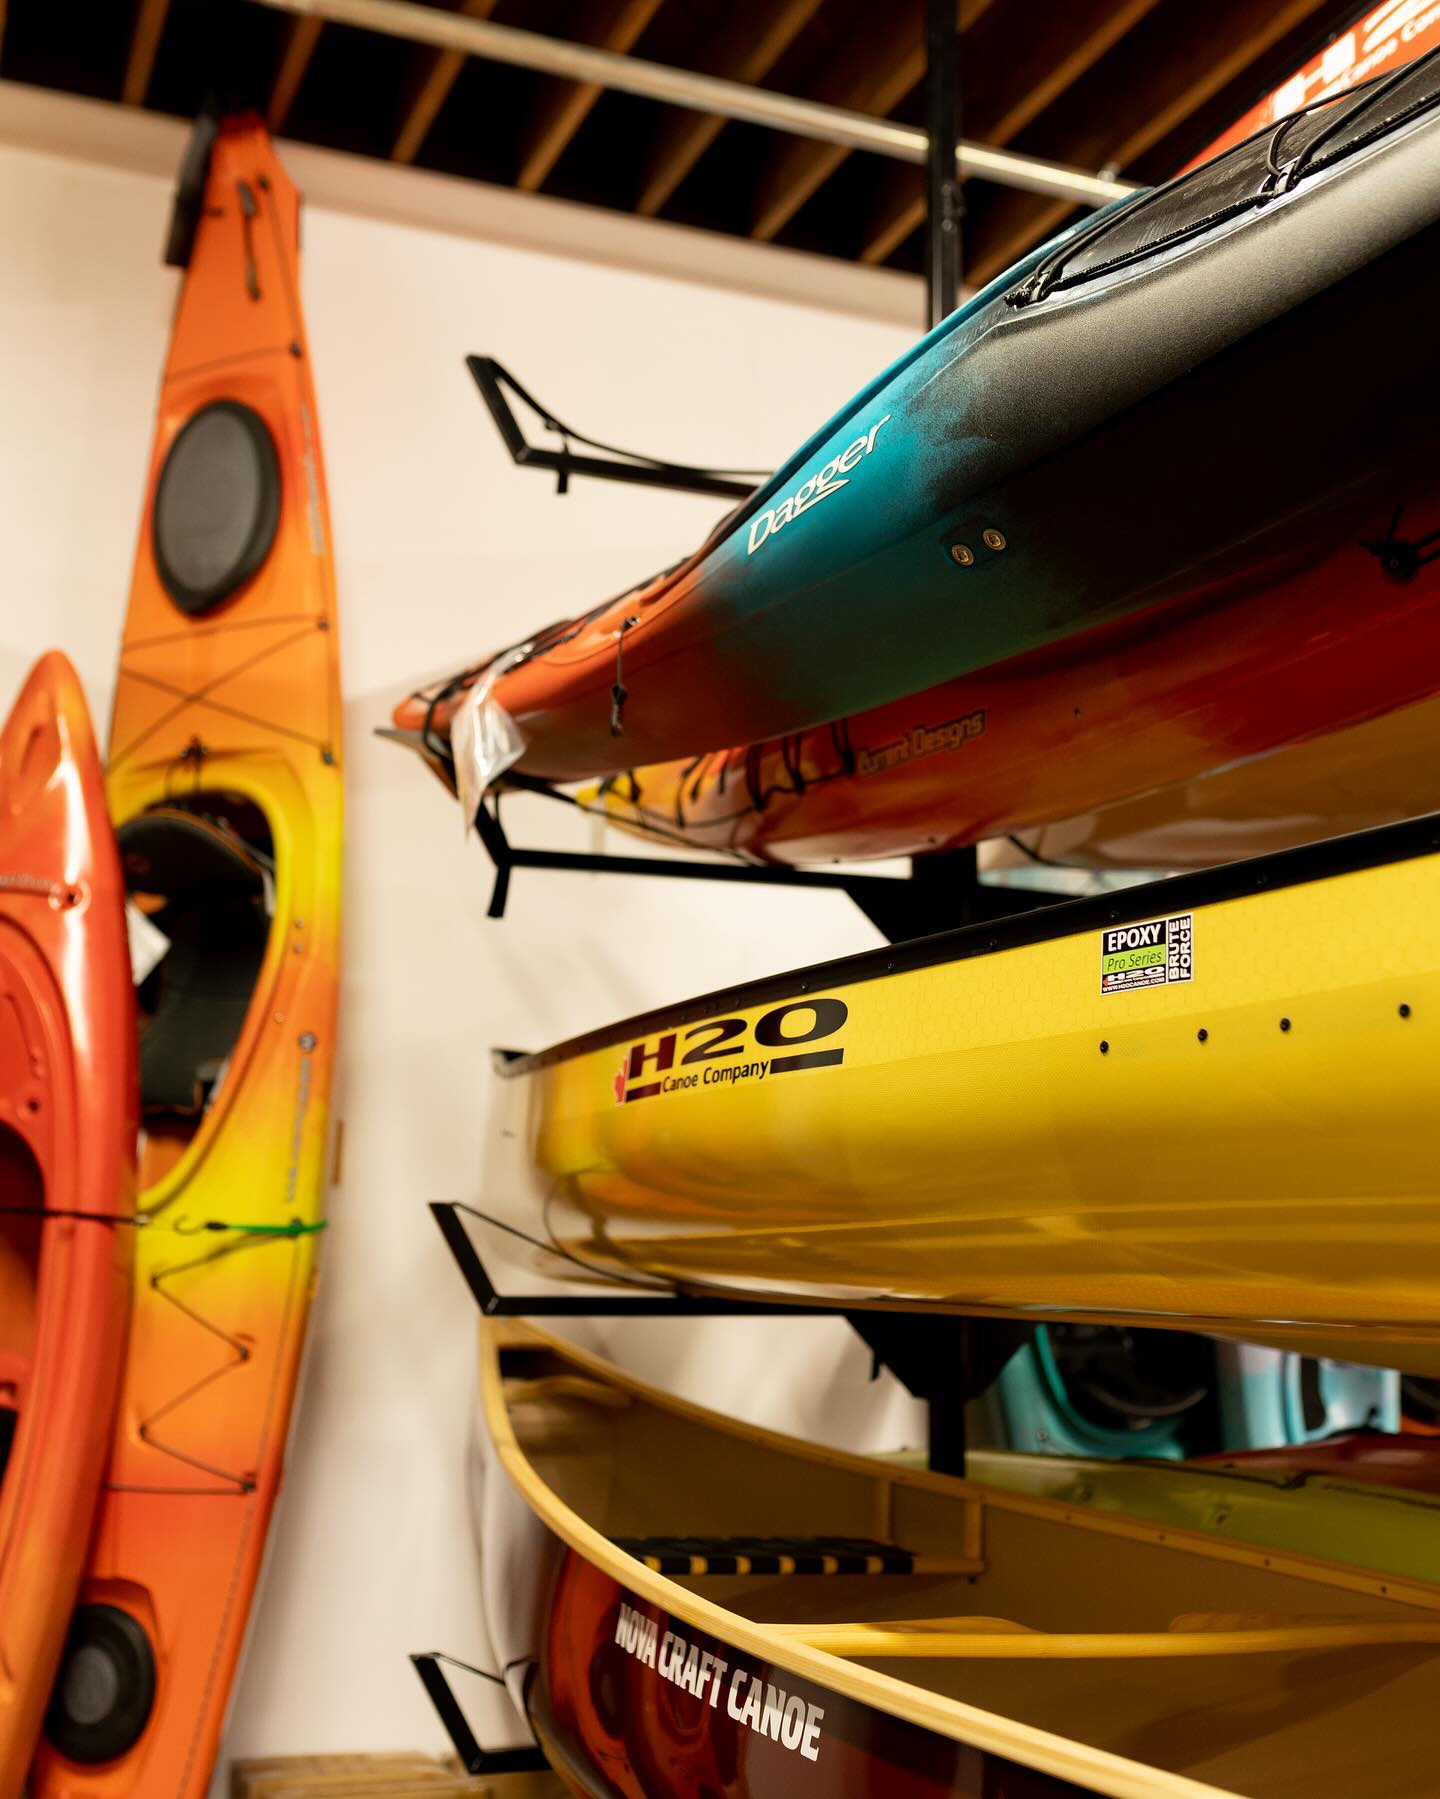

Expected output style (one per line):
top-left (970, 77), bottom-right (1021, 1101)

top-left (458, 1320), bottom-right (1440, 1799)
top-left (481, 814), bottom-right (1440, 1374)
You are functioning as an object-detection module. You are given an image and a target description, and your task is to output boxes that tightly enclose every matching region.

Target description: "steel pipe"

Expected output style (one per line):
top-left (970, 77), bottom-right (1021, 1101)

top-left (247, 0), bottom-right (1139, 208)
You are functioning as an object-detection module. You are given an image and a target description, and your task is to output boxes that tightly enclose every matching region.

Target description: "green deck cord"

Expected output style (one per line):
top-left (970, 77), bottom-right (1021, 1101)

top-left (0, 1207), bottom-right (328, 1236)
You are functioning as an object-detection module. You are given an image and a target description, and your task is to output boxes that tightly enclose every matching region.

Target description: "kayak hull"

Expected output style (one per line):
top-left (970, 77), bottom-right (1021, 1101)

top-left (0, 655), bottom-right (134, 1799)
top-left (1001, 685), bottom-right (1440, 873)
top-left (401, 54), bottom-right (1440, 786)
top-left (482, 815), bottom-right (1440, 1370)
top-left (584, 496), bottom-right (1440, 863)
top-left (30, 117), bottom-right (343, 1799)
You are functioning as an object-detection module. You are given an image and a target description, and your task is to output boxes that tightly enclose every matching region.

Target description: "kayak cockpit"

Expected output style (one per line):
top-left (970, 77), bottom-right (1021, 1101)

top-left (119, 796), bottom-right (274, 1177)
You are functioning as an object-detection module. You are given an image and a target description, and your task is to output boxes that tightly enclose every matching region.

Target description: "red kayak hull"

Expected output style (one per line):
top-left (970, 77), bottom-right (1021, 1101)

top-left (0, 653), bottom-right (135, 1793)
top-left (1200, 1433), bottom-right (1440, 1495)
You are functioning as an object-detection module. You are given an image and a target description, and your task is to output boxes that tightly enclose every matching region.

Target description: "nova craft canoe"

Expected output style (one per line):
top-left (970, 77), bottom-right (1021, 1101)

top-left (31, 115), bottom-right (343, 1798)
top-left (467, 1320), bottom-right (1440, 1799)
top-left (998, 685), bottom-right (1440, 873)
top-left (478, 812), bottom-right (1440, 1377)
top-left (0, 656), bottom-right (134, 1799)
top-left (574, 495), bottom-right (1440, 863)
top-left (395, 49), bottom-right (1440, 800)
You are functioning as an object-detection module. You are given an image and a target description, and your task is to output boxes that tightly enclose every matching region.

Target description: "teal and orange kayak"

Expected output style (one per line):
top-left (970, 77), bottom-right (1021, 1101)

top-left (398, 49), bottom-right (1440, 798)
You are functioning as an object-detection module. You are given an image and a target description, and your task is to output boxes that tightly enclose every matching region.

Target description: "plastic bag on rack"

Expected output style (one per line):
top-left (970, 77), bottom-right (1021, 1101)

top-left (451, 643), bottom-right (531, 832)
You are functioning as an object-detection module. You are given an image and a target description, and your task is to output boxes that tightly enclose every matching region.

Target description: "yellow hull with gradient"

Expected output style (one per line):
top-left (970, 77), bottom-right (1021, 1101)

top-left (486, 818), bottom-right (1440, 1371)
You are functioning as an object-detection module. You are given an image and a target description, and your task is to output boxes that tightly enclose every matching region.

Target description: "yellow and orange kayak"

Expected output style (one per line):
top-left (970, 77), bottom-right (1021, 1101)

top-left (999, 685), bottom-right (1440, 872)
top-left (31, 114), bottom-right (342, 1799)
top-left (0, 655), bottom-right (134, 1799)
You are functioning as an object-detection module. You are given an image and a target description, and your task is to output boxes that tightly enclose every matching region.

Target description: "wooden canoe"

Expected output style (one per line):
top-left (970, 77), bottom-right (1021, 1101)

top-left (468, 1321), bottom-right (1440, 1799)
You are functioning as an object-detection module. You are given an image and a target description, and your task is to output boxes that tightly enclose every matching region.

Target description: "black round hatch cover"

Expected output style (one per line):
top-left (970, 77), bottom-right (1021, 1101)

top-left (152, 399), bottom-right (280, 616)
top-left (44, 1603), bottom-right (158, 1764)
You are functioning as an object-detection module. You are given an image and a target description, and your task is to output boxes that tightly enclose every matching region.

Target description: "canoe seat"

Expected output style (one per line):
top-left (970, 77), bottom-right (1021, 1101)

top-left (613, 1536), bottom-right (919, 1576)
top-left (118, 810), bottom-right (270, 1116)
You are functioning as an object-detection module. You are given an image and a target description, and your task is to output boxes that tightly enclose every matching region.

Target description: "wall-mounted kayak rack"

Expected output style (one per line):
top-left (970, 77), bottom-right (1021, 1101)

top-left (467, 788), bottom-right (1059, 944)
top-left (427, 1201), bottom-right (1029, 1479)
top-left (467, 356), bottom-right (765, 500)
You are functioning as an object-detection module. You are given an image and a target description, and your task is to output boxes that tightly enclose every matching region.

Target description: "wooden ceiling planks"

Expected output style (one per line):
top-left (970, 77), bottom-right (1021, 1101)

top-left (636, 0), bottom-right (825, 217)
top-left (514, 0), bottom-right (666, 192)
top-left (391, 0), bottom-right (498, 165)
top-left (749, 0), bottom-right (996, 244)
top-left (857, 0), bottom-right (1167, 268)
top-left (122, 0), bottom-right (171, 107)
top-left (960, 0), bottom-right (1340, 287)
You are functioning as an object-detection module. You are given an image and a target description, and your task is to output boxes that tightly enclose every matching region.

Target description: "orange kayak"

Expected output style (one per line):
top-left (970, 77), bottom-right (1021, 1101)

top-left (0, 654), bottom-right (134, 1799)
top-left (580, 494), bottom-right (1440, 864)
top-left (31, 114), bottom-right (342, 1799)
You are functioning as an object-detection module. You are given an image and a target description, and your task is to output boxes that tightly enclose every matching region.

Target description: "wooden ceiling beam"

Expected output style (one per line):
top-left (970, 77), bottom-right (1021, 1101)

top-left (267, 14), bottom-right (324, 131)
top-left (636, 0), bottom-right (824, 218)
top-left (859, 0), bottom-right (1164, 267)
top-left (391, 0), bottom-right (496, 166)
top-left (964, 0), bottom-right (1337, 287)
top-left (750, 0), bottom-right (995, 245)
top-left (122, 0), bottom-right (170, 107)
top-left (515, 0), bottom-right (666, 194)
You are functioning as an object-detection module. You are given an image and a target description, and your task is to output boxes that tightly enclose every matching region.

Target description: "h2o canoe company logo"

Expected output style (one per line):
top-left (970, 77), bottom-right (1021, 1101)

top-left (746, 417), bottom-right (891, 556)
top-left (614, 998), bottom-right (848, 1103)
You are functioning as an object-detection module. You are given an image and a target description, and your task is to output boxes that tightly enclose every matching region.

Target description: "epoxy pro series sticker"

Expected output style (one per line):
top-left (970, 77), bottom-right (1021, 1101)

top-left (1100, 913), bottom-right (1194, 995)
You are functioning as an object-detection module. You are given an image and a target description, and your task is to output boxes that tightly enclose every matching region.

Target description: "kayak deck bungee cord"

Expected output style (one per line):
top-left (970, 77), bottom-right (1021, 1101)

top-left (462, 1321), bottom-right (1440, 1799)
top-left (478, 810), bottom-right (1440, 1375)
top-left (396, 47), bottom-right (1440, 802)
top-left (578, 492), bottom-right (1440, 864)
top-left (0, 655), bottom-right (134, 1799)
top-left (30, 114), bottom-right (343, 1799)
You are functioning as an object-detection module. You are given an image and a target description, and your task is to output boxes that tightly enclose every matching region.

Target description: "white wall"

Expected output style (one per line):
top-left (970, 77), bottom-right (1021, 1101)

top-left (0, 93), bottom-right (927, 1787)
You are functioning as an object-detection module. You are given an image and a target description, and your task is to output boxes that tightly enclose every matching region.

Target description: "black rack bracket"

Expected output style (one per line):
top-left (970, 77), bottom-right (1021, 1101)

top-left (472, 796), bottom-right (1057, 945)
top-left (430, 1202), bottom-right (832, 1318)
top-left (409, 1653), bottom-right (550, 1776)
top-left (468, 356), bottom-right (760, 500)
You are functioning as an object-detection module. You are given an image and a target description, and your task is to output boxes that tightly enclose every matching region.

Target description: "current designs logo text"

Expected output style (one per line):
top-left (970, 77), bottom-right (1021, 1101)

top-left (747, 416), bottom-right (891, 556)
top-left (614, 999), bottom-right (848, 1103)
